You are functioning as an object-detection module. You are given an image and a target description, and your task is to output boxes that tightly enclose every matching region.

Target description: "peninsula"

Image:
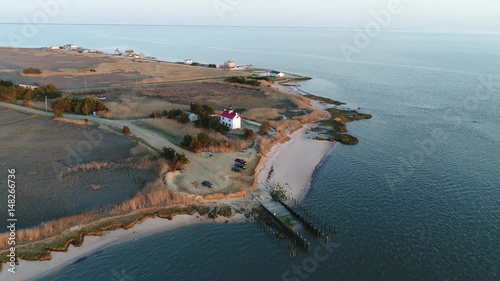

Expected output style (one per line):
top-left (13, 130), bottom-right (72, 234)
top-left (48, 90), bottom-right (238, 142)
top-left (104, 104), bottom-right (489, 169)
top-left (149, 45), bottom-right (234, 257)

top-left (0, 46), bottom-right (371, 278)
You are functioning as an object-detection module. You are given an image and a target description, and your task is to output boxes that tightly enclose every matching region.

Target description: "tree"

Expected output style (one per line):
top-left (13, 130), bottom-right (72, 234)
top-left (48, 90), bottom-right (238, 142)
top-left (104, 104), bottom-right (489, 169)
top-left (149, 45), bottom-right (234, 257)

top-left (151, 110), bottom-right (162, 118)
top-left (244, 129), bottom-right (256, 140)
top-left (259, 121), bottom-right (271, 136)
top-left (160, 147), bottom-right (176, 160)
top-left (34, 84), bottom-right (61, 100)
top-left (181, 134), bottom-right (194, 150)
top-left (122, 126), bottom-right (131, 135)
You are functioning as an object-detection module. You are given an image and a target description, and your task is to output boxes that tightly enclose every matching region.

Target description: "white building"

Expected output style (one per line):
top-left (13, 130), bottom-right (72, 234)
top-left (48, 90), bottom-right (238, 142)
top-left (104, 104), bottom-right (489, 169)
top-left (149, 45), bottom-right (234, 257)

top-left (184, 59), bottom-right (194, 65)
top-left (224, 60), bottom-right (236, 69)
top-left (220, 109), bottom-right (242, 130)
top-left (50, 45), bottom-right (62, 50)
top-left (271, 70), bottom-right (285, 78)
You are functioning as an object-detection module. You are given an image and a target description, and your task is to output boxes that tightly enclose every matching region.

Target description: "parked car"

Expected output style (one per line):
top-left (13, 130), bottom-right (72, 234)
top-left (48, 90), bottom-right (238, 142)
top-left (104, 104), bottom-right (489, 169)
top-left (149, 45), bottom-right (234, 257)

top-left (234, 163), bottom-right (246, 169)
top-left (232, 166), bottom-right (243, 172)
top-left (235, 158), bottom-right (247, 165)
top-left (202, 181), bottom-right (213, 188)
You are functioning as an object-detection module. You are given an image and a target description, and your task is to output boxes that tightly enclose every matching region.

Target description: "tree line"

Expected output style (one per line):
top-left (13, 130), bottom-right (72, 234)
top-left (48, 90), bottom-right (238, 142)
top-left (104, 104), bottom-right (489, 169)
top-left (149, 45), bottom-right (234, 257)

top-left (52, 97), bottom-right (108, 117)
top-left (0, 79), bottom-right (61, 102)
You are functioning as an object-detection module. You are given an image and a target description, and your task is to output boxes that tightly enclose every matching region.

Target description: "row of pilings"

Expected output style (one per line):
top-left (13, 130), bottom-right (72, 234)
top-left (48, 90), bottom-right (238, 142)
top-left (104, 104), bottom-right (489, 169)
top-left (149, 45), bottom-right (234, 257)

top-left (259, 203), bottom-right (312, 251)
top-left (279, 197), bottom-right (336, 244)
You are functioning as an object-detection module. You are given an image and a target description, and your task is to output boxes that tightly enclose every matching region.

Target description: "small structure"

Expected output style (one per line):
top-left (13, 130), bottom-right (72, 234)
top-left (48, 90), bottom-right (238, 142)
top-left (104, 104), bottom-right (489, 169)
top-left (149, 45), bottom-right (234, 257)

top-left (124, 50), bottom-right (135, 57)
top-left (224, 59), bottom-right (236, 69)
top-left (188, 113), bottom-right (198, 123)
top-left (18, 84), bottom-right (39, 90)
top-left (271, 70), bottom-right (285, 78)
top-left (184, 59), bottom-right (195, 65)
top-left (220, 108), bottom-right (242, 130)
top-left (50, 45), bottom-right (62, 50)
top-left (63, 44), bottom-right (78, 51)
top-left (114, 48), bottom-right (123, 56)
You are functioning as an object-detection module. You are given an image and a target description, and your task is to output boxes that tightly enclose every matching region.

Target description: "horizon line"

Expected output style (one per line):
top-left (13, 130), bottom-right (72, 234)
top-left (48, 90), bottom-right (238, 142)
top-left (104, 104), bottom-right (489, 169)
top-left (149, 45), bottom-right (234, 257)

top-left (0, 22), bottom-right (498, 33)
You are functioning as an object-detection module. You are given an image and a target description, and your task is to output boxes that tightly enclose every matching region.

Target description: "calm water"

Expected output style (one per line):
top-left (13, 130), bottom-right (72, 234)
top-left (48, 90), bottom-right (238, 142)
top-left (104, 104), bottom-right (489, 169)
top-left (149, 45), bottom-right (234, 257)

top-left (1, 25), bottom-right (499, 281)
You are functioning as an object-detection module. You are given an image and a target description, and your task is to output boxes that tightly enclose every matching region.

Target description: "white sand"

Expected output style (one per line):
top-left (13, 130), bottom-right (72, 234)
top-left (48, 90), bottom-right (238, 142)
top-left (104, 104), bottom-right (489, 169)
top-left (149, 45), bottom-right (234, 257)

top-left (0, 214), bottom-right (204, 281)
top-left (257, 124), bottom-right (336, 201)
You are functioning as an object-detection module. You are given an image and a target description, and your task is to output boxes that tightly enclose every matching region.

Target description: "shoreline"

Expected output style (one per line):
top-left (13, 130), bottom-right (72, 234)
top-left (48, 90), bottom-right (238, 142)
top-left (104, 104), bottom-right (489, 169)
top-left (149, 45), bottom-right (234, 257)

top-left (0, 213), bottom-right (248, 281)
top-left (0, 88), bottom-right (337, 279)
top-left (1, 46), bottom-right (339, 277)
top-left (256, 123), bottom-right (336, 201)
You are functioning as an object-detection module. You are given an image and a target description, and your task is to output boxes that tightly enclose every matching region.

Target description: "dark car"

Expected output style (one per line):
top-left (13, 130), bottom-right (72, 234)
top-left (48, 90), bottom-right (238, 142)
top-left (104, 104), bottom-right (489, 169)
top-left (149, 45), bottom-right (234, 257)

top-left (202, 181), bottom-right (213, 188)
top-left (235, 158), bottom-right (247, 165)
top-left (235, 163), bottom-right (246, 169)
top-left (232, 166), bottom-right (243, 172)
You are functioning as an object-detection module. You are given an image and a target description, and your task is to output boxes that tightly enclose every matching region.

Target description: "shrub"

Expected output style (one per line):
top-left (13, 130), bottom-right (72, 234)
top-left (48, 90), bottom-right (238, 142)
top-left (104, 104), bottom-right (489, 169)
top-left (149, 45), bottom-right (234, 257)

top-left (22, 67), bottom-right (42, 74)
top-left (224, 76), bottom-right (260, 86)
top-left (123, 126), bottom-right (131, 135)
top-left (151, 110), bottom-right (162, 118)
top-left (258, 120), bottom-right (271, 136)
top-left (244, 128), bottom-right (256, 140)
top-left (34, 84), bottom-right (61, 100)
top-left (159, 147), bottom-right (190, 171)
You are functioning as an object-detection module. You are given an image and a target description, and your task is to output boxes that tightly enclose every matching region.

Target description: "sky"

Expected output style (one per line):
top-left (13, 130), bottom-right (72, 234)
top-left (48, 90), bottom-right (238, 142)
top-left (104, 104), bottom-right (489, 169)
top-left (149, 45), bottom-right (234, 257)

top-left (2, 0), bottom-right (500, 31)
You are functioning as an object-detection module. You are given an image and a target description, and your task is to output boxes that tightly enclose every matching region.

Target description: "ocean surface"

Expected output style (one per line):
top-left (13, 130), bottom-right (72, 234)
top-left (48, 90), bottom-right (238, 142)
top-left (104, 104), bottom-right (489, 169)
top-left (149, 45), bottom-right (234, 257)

top-left (1, 25), bottom-right (500, 281)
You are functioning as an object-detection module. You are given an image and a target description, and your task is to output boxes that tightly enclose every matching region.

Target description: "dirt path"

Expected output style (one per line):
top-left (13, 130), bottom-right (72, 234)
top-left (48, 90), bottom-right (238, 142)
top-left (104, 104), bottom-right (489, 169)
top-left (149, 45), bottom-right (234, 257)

top-left (0, 101), bottom-right (179, 151)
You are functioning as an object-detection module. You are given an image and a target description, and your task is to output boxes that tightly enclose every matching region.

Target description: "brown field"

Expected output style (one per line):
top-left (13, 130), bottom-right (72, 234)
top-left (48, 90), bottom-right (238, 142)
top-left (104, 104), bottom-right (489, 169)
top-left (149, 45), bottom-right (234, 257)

top-left (0, 108), bottom-right (158, 229)
top-left (0, 47), bottom-right (247, 90)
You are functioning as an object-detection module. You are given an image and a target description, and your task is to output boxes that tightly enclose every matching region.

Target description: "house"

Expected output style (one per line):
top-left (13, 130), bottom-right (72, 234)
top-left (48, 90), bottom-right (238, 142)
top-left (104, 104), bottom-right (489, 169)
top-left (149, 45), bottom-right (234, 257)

top-left (63, 44), bottom-right (78, 51)
top-left (224, 59), bottom-right (236, 69)
top-left (220, 109), bottom-right (242, 130)
top-left (188, 113), bottom-right (198, 122)
top-left (50, 45), bottom-right (62, 50)
top-left (18, 84), bottom-right (39, 90)
top-left (124, 50), bottom-right (135, 57)
top-left (271, 70), bottom-right (285, 78)
top-left (184, 59), bottom-right (194, 65)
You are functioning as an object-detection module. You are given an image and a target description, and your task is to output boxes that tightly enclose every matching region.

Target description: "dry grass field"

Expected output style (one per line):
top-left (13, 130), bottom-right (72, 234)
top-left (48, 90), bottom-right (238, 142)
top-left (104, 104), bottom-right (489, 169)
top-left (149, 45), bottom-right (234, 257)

top-left (0, 47), bottom-right (247, 90)
top-left (0, 108), bottom-right (157, 229)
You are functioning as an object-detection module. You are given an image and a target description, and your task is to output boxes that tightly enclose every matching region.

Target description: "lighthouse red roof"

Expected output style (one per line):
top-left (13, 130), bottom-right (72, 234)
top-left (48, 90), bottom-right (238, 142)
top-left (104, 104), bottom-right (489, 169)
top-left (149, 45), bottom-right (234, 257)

top-left (221, 109), bottom-right (238, 120)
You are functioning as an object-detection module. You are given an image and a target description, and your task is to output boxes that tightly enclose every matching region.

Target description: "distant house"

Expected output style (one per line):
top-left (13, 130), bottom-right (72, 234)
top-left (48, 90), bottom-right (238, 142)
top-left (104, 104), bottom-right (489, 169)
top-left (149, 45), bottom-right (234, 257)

top-left (184, 59), bottom-right (195, 65)
top-left (271, 70), bottom-right (285, 78)
top-left (18, 84), bottom-right (39, 90)
top-left (50, 45), bottom-right (62, 50)
top-left (63, 44), bottom-right (78, 51)
top-left (124, 50), bottom-right (135, 57)
top-left (114, 48), bottom-right (123, 56)
top-left (220, 109), bottom-right (242, 130)
top-left (224, 60), bottom-right (236, 69)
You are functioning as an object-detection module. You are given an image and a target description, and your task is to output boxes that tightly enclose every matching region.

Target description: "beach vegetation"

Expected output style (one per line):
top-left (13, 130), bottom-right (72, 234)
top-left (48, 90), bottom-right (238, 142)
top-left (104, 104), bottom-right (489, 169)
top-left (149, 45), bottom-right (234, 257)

top-left (269, 182), bottom-right (289, 202)
top-left (22, 67), bottom-right (42, 75)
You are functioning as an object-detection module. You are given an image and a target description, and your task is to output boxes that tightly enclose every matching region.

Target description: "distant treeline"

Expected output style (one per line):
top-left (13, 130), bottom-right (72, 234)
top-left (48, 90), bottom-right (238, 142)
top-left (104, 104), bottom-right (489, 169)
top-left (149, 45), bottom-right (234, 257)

top-left (52, 97), bottom-right (108, 116)
top-left (0, 79), bottom-right (61, 102)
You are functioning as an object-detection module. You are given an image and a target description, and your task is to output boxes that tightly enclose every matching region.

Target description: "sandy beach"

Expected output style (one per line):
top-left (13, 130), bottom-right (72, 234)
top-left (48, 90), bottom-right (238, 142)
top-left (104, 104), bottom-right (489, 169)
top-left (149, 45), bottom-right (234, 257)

top-left (1, 213), bottom-right (254, 281)
top-left (257, 124), bottom-right (336, 201)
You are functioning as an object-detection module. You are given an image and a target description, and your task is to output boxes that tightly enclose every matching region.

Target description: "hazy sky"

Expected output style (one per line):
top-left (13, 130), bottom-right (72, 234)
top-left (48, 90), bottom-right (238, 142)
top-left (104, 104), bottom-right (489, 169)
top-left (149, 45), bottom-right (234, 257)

top-left (3, 0), bottom-right (500, 31)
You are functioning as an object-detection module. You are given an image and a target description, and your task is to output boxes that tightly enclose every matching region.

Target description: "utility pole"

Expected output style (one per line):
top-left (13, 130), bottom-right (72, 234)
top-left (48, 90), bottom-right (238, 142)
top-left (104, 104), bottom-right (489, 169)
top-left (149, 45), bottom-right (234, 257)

top-left (84, 78), bottom-right (88, 91)
top-left (45, 95), bottom-right (47, 112)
